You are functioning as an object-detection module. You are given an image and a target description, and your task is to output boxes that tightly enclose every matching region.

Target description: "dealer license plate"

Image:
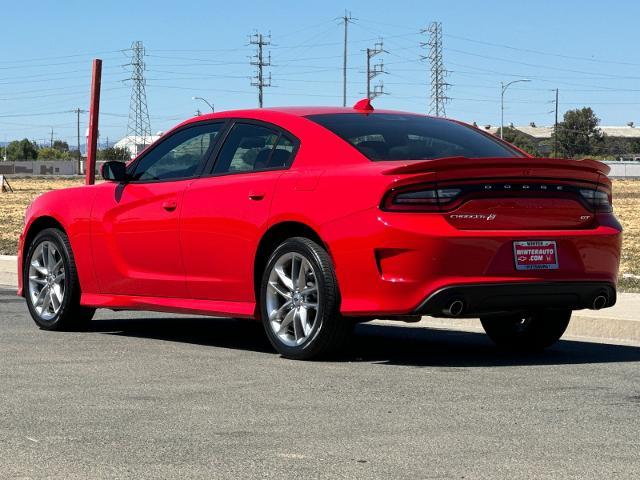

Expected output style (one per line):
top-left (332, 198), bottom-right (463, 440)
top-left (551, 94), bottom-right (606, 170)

top-left (513, 240), bottom-right (559, 271)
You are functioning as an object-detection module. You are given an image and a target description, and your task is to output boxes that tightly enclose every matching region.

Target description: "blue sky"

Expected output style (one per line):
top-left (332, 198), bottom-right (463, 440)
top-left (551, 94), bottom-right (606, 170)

top-left (2, 0), bottom-right (640, 146)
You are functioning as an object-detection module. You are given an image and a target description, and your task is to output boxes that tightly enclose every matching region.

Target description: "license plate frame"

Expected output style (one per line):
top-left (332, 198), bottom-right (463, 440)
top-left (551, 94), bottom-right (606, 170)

top-left (513, 240), bottom-right (559, 271)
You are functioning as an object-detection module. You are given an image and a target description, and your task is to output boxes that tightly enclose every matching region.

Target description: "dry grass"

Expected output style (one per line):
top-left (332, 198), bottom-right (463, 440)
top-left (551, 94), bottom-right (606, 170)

top-left (1, 177), bottom-right (639, 289)
top-left (0, 177), bottom-right (83, 256)
top-left (612, 180), bottom-right (640, 291)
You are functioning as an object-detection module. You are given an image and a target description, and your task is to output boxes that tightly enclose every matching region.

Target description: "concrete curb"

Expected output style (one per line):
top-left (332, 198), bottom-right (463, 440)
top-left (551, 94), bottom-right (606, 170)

top-left (1, 254), bottom-right (638, 343)
top-left (0, 255), bottom-right (17, 290)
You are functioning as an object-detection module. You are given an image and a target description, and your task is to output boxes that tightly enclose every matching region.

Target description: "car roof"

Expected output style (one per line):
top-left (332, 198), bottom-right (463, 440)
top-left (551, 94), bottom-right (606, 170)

top-left (199, 105), bottom-right (421, 117)
top-left (174, 105), bottom-right (425, 129)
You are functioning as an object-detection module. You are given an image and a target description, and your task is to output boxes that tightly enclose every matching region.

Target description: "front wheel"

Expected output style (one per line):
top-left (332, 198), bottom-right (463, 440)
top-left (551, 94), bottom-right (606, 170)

top-left (24, 228), bottom-right (95, 330)
top-left (480, 310), bottom-right (571, 351)
top-left (260, 237), bottom-right (353, 360)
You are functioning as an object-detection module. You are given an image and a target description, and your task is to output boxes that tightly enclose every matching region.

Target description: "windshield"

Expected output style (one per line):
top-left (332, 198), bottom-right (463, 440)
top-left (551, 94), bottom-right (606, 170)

top-left (306, 113), bottom-right (524, 161)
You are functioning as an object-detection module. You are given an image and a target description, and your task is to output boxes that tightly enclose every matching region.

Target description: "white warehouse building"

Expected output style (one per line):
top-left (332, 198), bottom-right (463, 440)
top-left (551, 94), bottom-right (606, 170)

top-left (114, 134), bottom-right (163, 158)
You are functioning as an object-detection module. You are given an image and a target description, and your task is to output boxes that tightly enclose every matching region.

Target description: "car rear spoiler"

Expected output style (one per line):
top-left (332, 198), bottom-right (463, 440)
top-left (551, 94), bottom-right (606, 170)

top-left (381, 157), bottom-right (611, 176)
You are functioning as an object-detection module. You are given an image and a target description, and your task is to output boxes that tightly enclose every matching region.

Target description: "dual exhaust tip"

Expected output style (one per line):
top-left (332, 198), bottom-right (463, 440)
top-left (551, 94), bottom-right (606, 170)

top-left (444, 299), bottom-right (465, 317)
top-left (591, 294), bottom-right (608, 310)
top-left (442, 293), bottom-right (608, 316)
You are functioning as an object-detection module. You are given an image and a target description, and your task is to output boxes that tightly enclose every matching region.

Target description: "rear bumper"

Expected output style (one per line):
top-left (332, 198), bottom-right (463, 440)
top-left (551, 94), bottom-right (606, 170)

top-left (323, 208), bottom-right (622, 316)
top-left (416, 281), bottom-right (616, 318)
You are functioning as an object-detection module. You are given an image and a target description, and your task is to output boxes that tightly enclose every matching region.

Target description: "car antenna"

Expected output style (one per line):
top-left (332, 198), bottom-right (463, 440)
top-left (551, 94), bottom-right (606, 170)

top-left (353, 98), bottom-right (374, 112)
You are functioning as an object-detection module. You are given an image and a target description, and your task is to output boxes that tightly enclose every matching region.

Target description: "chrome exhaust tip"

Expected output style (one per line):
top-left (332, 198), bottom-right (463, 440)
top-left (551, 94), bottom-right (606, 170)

top-left (445, 299), bottom-right (465, 317)
top-left (591, 295), bottom-right (608, 310)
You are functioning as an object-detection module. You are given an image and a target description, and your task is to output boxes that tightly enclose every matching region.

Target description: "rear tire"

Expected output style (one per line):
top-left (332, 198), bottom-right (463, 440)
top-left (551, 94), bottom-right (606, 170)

top-left (480, 310), bottom-right (571, 351)
top-left (260, 237), bottom-right (353, 360)
top-left (24, 228), bottom-right (95, 331)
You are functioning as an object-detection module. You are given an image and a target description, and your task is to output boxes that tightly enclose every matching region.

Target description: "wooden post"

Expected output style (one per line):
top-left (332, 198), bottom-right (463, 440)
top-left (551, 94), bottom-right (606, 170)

top-left (1, 174), bottom-right (14, 193)
top-left (85, 59), bottom-right (102, 185)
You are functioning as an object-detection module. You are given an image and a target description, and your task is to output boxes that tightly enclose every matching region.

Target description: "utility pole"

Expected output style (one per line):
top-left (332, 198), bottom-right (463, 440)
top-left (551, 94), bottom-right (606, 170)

top-left (554, 88), bottom-right (559, 157)
top-left (71, 107), bottom-right (85, 174)
top-left (125, 41), bottom-right (152, 154)
top-left (422, 22), bottom-right (450, 117)
top-left (366, 40), bottom-right (386, 100)
top-left (337, 11), bottom-right (356, 107)
top-left (250, 32), bottom-right (272, 108)
top-left (50, 128), bottom-right (54, 148)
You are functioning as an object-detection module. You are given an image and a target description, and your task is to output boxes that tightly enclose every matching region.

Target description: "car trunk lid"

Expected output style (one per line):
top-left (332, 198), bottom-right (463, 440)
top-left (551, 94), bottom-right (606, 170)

top-left (380, 157), bottom-right (611, 230)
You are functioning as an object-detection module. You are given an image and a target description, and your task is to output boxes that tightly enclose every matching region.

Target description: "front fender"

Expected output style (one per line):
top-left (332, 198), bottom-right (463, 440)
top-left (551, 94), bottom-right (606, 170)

top-left (19, 186), bottom-right (98, 298)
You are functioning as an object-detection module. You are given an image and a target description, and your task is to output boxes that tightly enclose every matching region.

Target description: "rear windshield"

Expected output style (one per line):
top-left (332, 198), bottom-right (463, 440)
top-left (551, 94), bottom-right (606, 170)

top-left (306, 113), bottom-right (523, 161)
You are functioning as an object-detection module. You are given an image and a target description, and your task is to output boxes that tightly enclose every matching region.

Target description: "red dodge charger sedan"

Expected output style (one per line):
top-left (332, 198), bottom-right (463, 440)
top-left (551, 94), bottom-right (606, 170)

top-left (18, 100), bottom-right (622, 359)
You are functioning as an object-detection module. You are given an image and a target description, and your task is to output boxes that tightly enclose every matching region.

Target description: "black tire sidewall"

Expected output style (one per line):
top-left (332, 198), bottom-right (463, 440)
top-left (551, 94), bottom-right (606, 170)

top-left (260, 238), bottom-right (338, 358)
top-left (480, 310), bottom-right (571, 350)
top-left (24, 228), bottom-right (78, 329)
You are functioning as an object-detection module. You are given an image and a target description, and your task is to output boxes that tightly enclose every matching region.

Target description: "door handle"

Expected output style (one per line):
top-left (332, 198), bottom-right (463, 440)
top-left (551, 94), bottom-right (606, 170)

top-left (248, 191), bottom-right (266, 201)
top-left (162, 201), bottom-right (178, 211)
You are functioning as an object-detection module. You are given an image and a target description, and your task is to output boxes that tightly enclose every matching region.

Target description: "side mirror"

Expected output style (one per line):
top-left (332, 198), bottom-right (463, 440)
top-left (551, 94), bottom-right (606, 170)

top-left (101, 161), bottom-right (127, 182)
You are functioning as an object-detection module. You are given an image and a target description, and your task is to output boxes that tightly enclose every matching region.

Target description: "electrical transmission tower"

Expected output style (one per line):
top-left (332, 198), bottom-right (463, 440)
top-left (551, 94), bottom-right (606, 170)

top-left (126, 41), bottom-right (152, 150)
top-left (336, 10), bottom-right (356, 106)
top-left (250, 32), bottom-right (272, 108)
top-left (421, 22), bottom-right (450, 116)
top-left (366, 40), bottom-right (386, 100)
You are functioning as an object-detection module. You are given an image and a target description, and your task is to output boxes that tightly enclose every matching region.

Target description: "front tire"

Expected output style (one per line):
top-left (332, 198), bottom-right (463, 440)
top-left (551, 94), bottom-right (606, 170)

top-left (260, 237), bottom-right (352, 360)
top-left (480, 310), bottom-right (571, 351)
top-left (24, 228), bottom-right (95, 330)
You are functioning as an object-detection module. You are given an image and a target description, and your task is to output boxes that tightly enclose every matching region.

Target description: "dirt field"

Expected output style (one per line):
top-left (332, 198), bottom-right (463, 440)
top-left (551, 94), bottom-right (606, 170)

top-left (2, 177), bottom-right (639, 290)
top-left (1, 177), bottom-right (84, 258)
top-left (612, 180), bottom-right (640, 291)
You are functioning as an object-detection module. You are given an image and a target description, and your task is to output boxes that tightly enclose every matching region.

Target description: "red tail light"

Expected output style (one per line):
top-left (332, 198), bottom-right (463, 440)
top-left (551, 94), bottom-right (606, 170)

top-left (382, 185), bottom-right (462, 212)
top-left (579, 188), bottom-right (613, 213)
top-left (382, 181), bottom-right (613, 213)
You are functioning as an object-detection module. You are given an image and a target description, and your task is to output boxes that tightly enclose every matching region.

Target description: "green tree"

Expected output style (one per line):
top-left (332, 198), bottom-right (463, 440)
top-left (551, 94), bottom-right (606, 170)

top-left (52, 139), bottom-right (69, 152)
top-left (6, 139), bottom-right (39, 160)
top-left (38, 147), bottom-right (71, 160)
top-left (554, 107), bottom-right (604, 158)
top-left (497, 127), bottom-right (540, 156)
top-left (97, 146), bottom-right (130, 161)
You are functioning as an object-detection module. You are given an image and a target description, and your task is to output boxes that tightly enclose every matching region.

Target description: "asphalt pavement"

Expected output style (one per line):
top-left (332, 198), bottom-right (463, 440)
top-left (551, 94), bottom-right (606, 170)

top-left (1, 287), bottom-right (639, 479)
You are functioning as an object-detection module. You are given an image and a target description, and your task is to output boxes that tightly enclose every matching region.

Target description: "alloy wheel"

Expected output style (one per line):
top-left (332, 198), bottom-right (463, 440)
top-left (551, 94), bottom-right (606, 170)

top-left (28, 240), bottom-right (65, 321)
top-left (266, 252), bottom-right (320, 347)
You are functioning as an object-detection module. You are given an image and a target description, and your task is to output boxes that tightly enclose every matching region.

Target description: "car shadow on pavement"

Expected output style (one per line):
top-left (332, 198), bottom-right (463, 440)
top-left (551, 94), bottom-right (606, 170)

top-left (91, 316), bottom-right (275, 353)
top-left (352, 323), bottom-right (640, 367)
top-left (89, 315), bottom-right (640, 367)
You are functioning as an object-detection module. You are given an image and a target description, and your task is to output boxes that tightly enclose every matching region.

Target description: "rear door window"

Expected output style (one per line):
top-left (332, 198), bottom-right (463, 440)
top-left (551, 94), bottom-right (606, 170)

top-left (212, 123), bottom-right (296, 174)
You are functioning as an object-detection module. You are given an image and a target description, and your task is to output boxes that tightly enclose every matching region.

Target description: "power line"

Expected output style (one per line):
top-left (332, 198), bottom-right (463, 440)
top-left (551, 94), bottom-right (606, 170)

top-left (445, 47), bottom-right (640, 80)
top-left (422, 21), bottom-right (450, 116)
top-left (444, 33), bottom-right (640, 68)
top-left (0, 50), bottom-right (122, 66)
top-left (250, 32), bottom-right (272, 108)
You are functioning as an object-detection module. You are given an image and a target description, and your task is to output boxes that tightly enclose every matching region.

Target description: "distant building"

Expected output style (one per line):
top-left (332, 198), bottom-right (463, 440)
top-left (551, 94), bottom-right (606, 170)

top-left (480, 124), bottom-right (640, 140)
top-left (477, 124), bottom-right (640, 158)
top-left (114, 134), bottom-right (162, 158)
